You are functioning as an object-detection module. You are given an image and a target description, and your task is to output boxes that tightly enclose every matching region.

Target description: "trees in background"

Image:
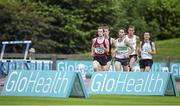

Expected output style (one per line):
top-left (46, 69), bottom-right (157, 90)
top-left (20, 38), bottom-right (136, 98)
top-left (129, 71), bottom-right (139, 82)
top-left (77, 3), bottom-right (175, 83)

top-left (147, 0), bottom-right (180, 39)
top-left (0, 0), bottom-right (179, 53)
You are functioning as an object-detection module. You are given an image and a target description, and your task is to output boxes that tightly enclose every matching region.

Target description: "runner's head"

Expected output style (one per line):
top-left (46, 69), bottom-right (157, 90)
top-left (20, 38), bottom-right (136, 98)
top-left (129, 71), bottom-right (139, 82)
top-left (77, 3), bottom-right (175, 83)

top-left (98, 27), bottom-right (104, 37)
top-left (128, 25), bottom-right (135, 36)
top-left (103, 26), bottom-right (110, 38)
top-left (119, 29), bottom-right (125, 38)
top-left (144, 32), bottom-right (150, 40)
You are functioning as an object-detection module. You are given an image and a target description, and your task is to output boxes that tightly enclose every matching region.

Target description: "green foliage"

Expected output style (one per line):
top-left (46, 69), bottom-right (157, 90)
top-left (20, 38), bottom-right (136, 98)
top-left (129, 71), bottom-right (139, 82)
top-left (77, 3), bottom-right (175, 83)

top-left (0, 0), bottom-right (179, 54)
top-left (147, 0), bottom-right (180, 39)
top-left (0, 1), bottom-right (54, 52)
top-left (114, 0), bottom-right (160, 40)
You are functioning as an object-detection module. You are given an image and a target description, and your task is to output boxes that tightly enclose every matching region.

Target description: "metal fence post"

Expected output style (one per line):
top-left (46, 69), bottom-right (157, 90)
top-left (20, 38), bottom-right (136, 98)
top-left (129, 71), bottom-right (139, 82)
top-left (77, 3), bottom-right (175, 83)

top-left (51, 54), bottom-right (57, 70)
top-left (166, 56), bottom-right (171, 71)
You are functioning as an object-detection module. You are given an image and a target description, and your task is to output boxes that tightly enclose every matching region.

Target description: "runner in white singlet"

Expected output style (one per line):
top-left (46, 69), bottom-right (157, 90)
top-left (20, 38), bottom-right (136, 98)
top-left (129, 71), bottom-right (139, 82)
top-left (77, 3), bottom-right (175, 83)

top-left (114, 29), bottom-right (134, 72)
top-left (126, 25), bottom-right (140, 71)
top-left (139, 32), bottom-right (156, 72)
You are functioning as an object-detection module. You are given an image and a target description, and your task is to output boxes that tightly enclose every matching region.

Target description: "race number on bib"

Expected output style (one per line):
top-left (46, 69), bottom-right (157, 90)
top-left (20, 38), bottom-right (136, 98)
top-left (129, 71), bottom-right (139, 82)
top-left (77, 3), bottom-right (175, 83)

top-left (95, 47), bottom-right (104, 54)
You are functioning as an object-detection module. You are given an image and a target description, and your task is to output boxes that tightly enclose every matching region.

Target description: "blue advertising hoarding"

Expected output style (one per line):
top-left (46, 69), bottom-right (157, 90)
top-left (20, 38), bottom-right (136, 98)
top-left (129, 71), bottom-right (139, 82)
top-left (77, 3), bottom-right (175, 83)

top-left (151, 62), bottom-right (167, 72)
top-left (170, 63), bottom-right (180, 78)
top-left (56, 60), bottom-right (180, 78)
top-left (1, 70), bottom-right (88, 98)
top-left (56, 60), bottom-right (93, 77)
top-left (88, 72), bottom-right (178, 96)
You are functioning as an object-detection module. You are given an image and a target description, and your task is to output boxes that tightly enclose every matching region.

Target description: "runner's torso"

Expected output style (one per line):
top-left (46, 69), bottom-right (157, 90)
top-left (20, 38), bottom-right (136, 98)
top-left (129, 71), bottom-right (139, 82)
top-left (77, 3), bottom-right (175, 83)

top-left (141, 41), bottom-right (153, 59)
top-left (115, 38), bottom-right (129, 59)
top-left (126, 35), bottom-right (136, 55)
top-left (93, 37), bottom-right (107, 56)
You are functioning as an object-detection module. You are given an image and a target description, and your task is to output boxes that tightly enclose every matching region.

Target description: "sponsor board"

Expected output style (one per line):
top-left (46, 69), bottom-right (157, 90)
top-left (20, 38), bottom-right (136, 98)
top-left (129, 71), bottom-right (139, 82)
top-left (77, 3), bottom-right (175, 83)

top-left (1, 70), bottom-right (88, 98)
top-left (151, 62), bottom-right (167, 72)
top-left (56, 60), bottom-right (93, 77)
top-left (56, 60), bottom-right (180, 78)
top-left (88, 72), bottom-right (178, 96)
top-left (170, 63), bottom-right (180, 78)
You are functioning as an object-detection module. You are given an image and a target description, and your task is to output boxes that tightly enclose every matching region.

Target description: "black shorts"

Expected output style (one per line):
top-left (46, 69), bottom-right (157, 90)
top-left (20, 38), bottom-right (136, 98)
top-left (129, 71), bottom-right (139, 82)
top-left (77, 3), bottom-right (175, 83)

top-left (94, 56), bottom-right (108, 66)
top-left (106, 55), bottom-right (112, 62)
top-left (139, 59), bottom-right (153, 69)
top-left (115, 58), bottom-right (130, 66)
top-left (130, 54), bottom-right (138, 61)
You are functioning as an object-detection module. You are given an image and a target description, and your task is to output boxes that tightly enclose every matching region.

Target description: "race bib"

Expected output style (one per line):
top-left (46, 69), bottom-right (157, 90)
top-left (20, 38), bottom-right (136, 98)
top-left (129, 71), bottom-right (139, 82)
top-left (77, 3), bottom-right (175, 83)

top-left (117, 47), bottom-right (128, 54)
top-left (95, 47), bottom-right (104, 54)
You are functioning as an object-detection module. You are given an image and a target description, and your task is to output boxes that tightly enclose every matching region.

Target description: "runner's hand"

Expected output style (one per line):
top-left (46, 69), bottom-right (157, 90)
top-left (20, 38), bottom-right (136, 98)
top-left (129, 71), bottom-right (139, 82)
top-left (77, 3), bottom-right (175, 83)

top-left (124, 54), bottom-right (129, 58)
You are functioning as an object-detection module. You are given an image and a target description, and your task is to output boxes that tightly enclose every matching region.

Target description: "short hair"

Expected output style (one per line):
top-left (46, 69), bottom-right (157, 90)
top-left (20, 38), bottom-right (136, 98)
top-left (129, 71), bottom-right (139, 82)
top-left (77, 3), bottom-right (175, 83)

top-left (98, 26), bottom-right (104, 30)
top-left (128, 25), bottom-right (135, 30)
top-left (144, 32), bottom-right (150, 36)
top-left (119, 28), bottom-right (126, 32)
top-left (103, 26), bottom-right (109, 30)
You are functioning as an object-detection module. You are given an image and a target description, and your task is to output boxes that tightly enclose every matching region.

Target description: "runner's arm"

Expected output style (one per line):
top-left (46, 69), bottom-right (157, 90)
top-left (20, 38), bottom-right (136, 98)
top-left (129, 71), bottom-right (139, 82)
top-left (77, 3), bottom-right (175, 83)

top-left (125, 39), bottom-right (134, 56)
top-left (91, 38), bottom-right (96, 56)
top-left (148, 42), bottom-right (156, 55)
top-left (104, 39), bottom-right (109, 53)
top-left (112, 39), bottom-right (117, 57)
top-left (136, 36), bottom-right (141, 56)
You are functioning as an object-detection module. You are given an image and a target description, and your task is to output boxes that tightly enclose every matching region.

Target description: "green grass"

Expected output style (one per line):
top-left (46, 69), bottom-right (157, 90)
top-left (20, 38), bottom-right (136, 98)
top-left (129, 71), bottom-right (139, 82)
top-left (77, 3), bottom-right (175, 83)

top-left (0, 94), bottom-right (180, 105)
top-left (155, 38), bottom-right (180, 57)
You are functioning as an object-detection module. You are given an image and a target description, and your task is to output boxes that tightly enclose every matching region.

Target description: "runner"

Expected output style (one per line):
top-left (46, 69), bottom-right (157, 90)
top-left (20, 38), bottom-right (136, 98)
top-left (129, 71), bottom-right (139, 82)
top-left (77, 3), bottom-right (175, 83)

top-left (126, 25), bottom-right (140, 71)
top-left (103, 26), bottom-right (116, 71)
top-left (91, 27), bottom-right (109, 72)
top-left (114, 29), bottom-right (134, 72)
top-left (139, 32), bottom-right (156, 72)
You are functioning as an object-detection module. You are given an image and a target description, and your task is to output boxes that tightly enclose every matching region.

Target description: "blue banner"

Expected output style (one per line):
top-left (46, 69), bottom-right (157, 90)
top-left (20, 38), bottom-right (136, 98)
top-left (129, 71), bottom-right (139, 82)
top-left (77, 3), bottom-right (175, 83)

top-left (56, 60), bottom-right (180, 78)
top-left (151, 62), bottom-right (167, 72)
top-left (88, 72), bottom-right (178, 96)
top-left (1, 70), bottom-right (88, 98)
top-left (170, 63), bottom-right (180, 78)
top-left (56, 60), bottom-right (93, 77)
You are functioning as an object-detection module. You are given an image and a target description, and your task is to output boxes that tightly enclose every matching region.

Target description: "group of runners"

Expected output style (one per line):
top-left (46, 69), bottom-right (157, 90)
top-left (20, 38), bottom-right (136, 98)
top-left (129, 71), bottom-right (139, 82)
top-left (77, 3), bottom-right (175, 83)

top-left (91, 25), bottom-right (156, 72)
